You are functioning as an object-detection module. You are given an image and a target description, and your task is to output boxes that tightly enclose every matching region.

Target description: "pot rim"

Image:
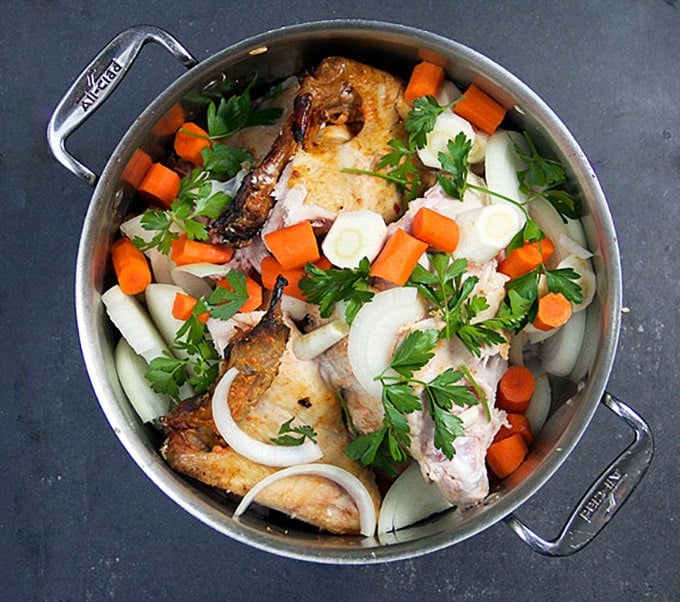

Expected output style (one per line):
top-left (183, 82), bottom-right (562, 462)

top-left (75, 19), bottom-right (622, 563)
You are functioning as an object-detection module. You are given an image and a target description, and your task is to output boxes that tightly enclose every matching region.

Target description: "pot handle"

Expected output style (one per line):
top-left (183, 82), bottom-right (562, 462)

top-left (505, 392), bottom-right (653, 556)
top-left (47, 25), bottom-right (198, 186)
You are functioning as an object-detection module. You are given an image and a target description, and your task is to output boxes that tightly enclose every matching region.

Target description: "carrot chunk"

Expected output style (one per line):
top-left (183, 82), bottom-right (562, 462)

top-left (137, 162), bottom-right (180, 209)
top-left (216, 274), bottom-right (263, 313)
top-left (151, 103), bottom-right (186, 136)
top-left (121, 149), bottom-right (153, 189)
top-left (404, 61), bottom-right (445, 105)
top-left (499, 244), bottom-right (542, 279)
top-left (111, 238), bottom-right (152, 295)
top-left (264, 221), bottom-right (320, 270)
top-left (370, 229), bottom-right (429, 286)
top-left (493, 413), bottom-right (534, 446)
top-left (533, 292), bottom-right (573, 331)
top-left (261, 256), bottom-right (331, 300)
top-left (496, 365), bottom-right (536, 414)
top-left (411, 207), bottom-right (460, 253)
top-left (486, 433), bottom-right (528, 478)
top-left (172, 292), bottom-right (209, 323)
top-left (170, 234), bottom-right (234, 266)
top-left (174, 122), bottom-right (211, 166)
top-left (454, 83), bottom-right (507, 135)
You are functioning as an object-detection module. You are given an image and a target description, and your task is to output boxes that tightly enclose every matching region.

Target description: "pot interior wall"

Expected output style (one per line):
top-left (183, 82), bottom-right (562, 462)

top-left (77, 22), bottom-right (620, 562)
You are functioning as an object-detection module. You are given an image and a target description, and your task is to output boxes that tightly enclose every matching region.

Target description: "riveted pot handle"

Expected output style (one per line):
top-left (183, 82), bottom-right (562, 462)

top-left (47, 25), bottom-right (197, 186)
top-left (505, 392), bottom-right (653, 556)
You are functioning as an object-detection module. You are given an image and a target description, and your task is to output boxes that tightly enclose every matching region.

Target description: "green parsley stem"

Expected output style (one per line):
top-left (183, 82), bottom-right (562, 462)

top-left (341, 167), bottom-right (410, 186)
top-left (459, 363), bottom-right (491, 422)
top-left (466, 183), bottom-right (530, 220)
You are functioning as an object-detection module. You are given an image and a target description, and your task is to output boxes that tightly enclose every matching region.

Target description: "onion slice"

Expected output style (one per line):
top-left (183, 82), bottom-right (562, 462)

top-left (378, 463), bottom-right (452, 534)
top-left (348, 287), bottom-right (426, 397)
top-left (524, 360), bottom-right (552, 436)
top-left (540, 310), bottom-right (586, 377)
top-left (234, 463), bottom-right (377, 537)
top-left (211, 367), bottom-right (323, 467)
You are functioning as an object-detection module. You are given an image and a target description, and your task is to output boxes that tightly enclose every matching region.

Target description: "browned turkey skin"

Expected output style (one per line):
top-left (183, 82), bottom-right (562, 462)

top-left (208, 56), bottom-right (406, 247)
top-left (160, 277), bottom-right (381, 534)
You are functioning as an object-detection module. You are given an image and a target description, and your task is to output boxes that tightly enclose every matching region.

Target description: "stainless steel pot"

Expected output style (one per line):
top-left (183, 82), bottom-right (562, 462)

top-left (48, 21), bottom-right (653, 563)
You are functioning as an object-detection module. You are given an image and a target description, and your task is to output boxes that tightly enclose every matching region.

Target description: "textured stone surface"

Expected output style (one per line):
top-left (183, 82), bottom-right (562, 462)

top-left (2, 1), bottom-right (678, 599)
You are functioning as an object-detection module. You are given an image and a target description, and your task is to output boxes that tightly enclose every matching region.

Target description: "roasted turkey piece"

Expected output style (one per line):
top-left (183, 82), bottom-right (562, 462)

top-left (160, 280), bottom-right (380, 535)
top-left (208, 56), bottom-right (408, 247)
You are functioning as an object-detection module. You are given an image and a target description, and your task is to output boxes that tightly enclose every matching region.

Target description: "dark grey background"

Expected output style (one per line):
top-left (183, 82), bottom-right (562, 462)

top-left (2, 1), bottom-right (678, 599)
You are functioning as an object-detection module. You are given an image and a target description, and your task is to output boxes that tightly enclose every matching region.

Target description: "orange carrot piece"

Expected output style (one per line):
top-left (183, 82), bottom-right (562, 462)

top-left (111, 238), bottom-right (152, 295)
top-left (261, 256), bottom-right (331, 300)
top-left (170, 234), bottom-right (234, 266)
top-left (216, 274), bottom-right (263, 313)
top-left (497, 365), bottom-right (536, 414)
top-left (498, 244), bottom-right (543, 280)
top-left (454, 84), bottom-right (507, 135)
top-left (174, 122), bottom-right (211, 166)
top-left (534, 237), bottom-right (555, 263)
top-left (533, 292), bottom-right (573, 331)
top-left (264, 221), bottom-right (320, 270)
top-left (486, 433), bottom-right (528, 478)
top-left (121, 148), bottom-right (153, 189)
top-left (137, 162), bottom-right (180, 209)
top-left (370, 229), bottom-right (429, 286)
top-left (151, 103), bottom-right (186, 136)
top-left (172, 292), bottom-right (209, 323)
top-left (412, 207), bottom-right (460, 253)
top-left (404, 61), bottom-right (445, 105)
top-left (260, 256), bottom-right (305, 299)
top-left (493, 413), bottom-right (534, 446)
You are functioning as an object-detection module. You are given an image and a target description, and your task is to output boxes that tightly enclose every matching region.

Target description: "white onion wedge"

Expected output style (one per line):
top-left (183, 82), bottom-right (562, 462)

top-left (557, 254), bottom-right (596, 312)
top-left (234, 463), bottom-right (376, 536)
top-left (170, 266), bottom-right (213, 299)
top-left (525, 360), bottom-right (551, 436)
top-left (508, 331), bottom-right (526, 366)
top-left (467, 130), bottom-right (489, 164)
top-left (102, 285), bottom-right (168, 363)
top-left (321, 210), bottom-right (387, 268)
top-left (114, 338), bottom-right (171, 423)
top-left (173, 262), bottom-right (232, 279)
top-left (348, 287), bottom-right (427, 397)
top-left (417, 112), bottom-right (476, 169)
top-left (484, 130), bottom-right (529, 217)
top-left (211, 368), bottom-right (323, 467)
top-left (147, 248), bottom-right (175, 285)
top-left (528, 197), bottom-right (587, 262)
top-left (435, 80), bottom-right (462, 106)
top-left (281, 295), bottom-right (310, 321)
top-left (540, 309), bottom-right (586, 377)
top-left (119, 214), bottom-right (153, 245)
top-left (145, 283), bottom-right (189, 354)
top-left (293, 320), bottom-right (349, 360)
top-left (454, 203), bottom-right (523, 264)
top-left (378, 463), bottom-right (452, 534)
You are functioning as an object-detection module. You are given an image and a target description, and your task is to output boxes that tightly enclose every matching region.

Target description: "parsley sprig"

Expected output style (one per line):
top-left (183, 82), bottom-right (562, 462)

top-left (206, 76), bottom-right (283, 140)
top-left (299, 258), bottom-right (374, 324)
top-left (514, 131), bottom-right (581, 220)
top-left (135, 77), bottom-right (284, 254)
top-left (407, 253), bottom-right (524, 356)
top-left (144, 270), bottom-right (250, 401)
top-left (134, 169), bottom-right (232, 254)
top-left (345, 329), bottom-right (481, 472)
top-left (270, 417), bottom-right (318, 446)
